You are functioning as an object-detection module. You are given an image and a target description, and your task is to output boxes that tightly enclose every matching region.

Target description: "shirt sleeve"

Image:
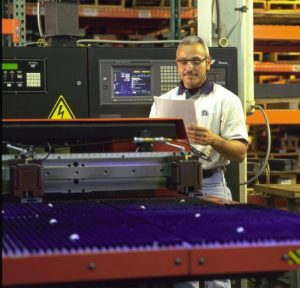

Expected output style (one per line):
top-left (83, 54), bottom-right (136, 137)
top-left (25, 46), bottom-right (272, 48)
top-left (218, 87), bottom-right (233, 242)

top-left (220, 95), bottom-right (248, 142)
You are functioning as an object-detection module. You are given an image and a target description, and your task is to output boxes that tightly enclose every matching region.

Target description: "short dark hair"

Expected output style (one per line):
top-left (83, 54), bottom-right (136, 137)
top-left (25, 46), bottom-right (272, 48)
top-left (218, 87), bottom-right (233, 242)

top-left (176, 35), bottom-right (210, 57)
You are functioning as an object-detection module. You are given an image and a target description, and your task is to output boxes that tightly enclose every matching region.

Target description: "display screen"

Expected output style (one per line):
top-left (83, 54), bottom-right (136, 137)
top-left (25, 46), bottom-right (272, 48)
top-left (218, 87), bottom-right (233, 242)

top-left (2, 63), bottom-right (18, 70)
top-left (113, 66), bottom-right (151, 97)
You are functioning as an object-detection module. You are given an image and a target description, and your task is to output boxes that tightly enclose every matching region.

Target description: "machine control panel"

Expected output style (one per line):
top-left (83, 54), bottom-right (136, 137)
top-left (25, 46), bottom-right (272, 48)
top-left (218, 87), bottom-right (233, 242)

top-left (99, 59), bottom-right (180, 105)
top-left (2, 59), bottom-right (47, 93)
top-left (99, 59), bottom-right (229, 106)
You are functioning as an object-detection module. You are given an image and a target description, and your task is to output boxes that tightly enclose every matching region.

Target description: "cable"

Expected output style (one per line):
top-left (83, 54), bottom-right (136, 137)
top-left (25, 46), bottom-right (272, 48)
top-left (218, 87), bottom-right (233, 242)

top-left (225, 0), bottom-right (242, 39)
top-left (216, 0), bottom-right (243, 47)
top-left (176, 140), bottom-right (212, 162)
top-left (37, 1), bottom-right (44, 38)
top-left (240, 104), bottom-right (272, 186)
top-left (19, 41), bottom-right (40, 47)
top-left (225, 14), bottom-right (239, 39)
top-left (215, 0), bottom-right (222, 43)
top-left (3, 139), bottom-right (138, 163)
top-left (19, 38), bottom-right (49, 47)
top-left (266, 161), bottom-right (270, 184)
top-left (38, 142), bottom-right (52, 161)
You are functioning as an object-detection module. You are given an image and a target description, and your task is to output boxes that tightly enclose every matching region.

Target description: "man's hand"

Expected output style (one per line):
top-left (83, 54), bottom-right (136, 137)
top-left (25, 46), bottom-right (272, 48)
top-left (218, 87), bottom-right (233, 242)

top-left (186, 124), bottom-right (215, 146)
top-left (186, 124), bottom-right (248, 162)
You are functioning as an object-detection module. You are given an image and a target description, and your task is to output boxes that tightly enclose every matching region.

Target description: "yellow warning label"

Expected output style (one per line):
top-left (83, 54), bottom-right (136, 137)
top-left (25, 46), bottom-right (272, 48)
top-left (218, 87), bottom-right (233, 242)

top-left (288, 249), bottom-right (300, 265)
top-left (48, 95), bottom-right (76, 119)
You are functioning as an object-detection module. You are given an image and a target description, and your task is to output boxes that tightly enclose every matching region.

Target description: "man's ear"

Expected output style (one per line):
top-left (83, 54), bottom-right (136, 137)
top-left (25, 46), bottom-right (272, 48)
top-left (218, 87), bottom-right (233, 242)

top-left (206, 57), bottom-right (212, 71)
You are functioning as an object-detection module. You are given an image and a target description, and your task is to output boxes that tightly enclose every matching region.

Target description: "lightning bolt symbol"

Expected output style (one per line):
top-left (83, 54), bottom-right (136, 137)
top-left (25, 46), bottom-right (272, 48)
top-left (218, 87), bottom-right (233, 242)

top-left (57, 104), bottom-right (65, 118)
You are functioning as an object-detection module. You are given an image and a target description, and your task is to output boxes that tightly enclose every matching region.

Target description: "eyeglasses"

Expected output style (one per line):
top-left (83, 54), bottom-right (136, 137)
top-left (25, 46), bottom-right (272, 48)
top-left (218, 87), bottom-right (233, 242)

top-left (176, 57), bottom-right (207, 67)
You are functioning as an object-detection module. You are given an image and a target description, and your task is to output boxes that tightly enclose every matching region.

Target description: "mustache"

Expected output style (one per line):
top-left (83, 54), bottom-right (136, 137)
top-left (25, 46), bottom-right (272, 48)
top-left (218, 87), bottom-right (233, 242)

top-left (183, 73), bottom-right (198, 76)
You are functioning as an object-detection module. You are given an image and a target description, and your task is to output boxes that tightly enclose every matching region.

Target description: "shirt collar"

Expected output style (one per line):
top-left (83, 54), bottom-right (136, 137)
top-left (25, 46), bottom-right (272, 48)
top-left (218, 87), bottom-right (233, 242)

top-left (177, 78), bottom-right (214, 97)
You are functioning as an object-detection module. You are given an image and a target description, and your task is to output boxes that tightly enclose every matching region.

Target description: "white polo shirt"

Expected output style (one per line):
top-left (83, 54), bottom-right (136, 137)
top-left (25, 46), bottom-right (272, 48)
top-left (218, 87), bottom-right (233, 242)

top-left (149, 82), bottom-right (248, 169)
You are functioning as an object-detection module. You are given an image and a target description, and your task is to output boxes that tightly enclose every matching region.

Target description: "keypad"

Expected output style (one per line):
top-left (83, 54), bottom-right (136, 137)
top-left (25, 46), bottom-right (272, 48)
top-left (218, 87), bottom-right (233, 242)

top-left (160, 65), bottom-right (179, 93)
top-left (26, 73), bottom-right (41, 87)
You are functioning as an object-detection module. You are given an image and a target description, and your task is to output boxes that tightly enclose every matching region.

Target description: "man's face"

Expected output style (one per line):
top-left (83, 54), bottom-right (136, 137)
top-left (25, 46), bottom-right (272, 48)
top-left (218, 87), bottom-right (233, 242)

top-left (176, 43), bottom-right (211, 89)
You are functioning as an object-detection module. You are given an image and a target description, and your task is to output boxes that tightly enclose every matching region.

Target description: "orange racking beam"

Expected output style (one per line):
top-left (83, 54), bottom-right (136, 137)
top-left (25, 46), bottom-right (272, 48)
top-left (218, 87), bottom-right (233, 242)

top-left (247, 110), bottom-right (300, 125)
top-left (254, 25), bottom-right (300, 41)
top-left (25, 4), bottom-right (196, 19)
top-left (255, 62), bottom-right (300, 72)
top-left (78, 6), bottom-right (196, 19)
top-left (2, 18), bottom-right (21, 43)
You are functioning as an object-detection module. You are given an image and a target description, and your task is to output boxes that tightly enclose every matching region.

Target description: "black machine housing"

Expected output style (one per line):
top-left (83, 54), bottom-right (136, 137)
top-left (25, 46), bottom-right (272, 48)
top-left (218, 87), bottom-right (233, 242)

top-left (2, 46), bottom-right (240, 200)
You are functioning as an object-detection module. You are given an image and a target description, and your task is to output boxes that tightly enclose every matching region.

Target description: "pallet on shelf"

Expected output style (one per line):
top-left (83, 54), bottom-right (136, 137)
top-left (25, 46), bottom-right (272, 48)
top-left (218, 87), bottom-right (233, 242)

top-left (99, 0), bottom-right (125, 6)
top-left (255, 82), bottom-right (300, 98)
top-left (131, 0), bottom-right (193, 8)
top-left (79, 0), bottom-right (125, 6)
top-left (131, 0), bottom-right (161, 7)
top-left (256, 75), bottom-right (283, 84)
top-left (248, 169), bottom-right (300, 185)
top-left (162, 0), bottom-right (193, 8)
top-left (247, 159), bottom-right (300, 186)
top-left (255, 52), bottom-right (300, 62)
top-left (254, 0), bottom-right (267, 11)
top-left (254, 51), bottom-right (264, 62)
top-left (79, 0), bottom-right (96, 4)
top-left (247, 154), bottom-right (300, 184)
top-left (267, 0), bottom-right (300, 11)
top-left (255, 97), bottom-right (300, 109)
top-left (280, 135), bottom-right (300, 153)
top-left (256, 75), bottom-right (300, 84)
top-left (248, 152), bottom-right (300, 165)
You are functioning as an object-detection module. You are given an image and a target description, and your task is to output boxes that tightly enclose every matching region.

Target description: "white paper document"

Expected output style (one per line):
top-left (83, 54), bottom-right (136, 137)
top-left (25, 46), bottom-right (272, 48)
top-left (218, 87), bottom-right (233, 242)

top-left (154, 96), bottom-right (197, 126)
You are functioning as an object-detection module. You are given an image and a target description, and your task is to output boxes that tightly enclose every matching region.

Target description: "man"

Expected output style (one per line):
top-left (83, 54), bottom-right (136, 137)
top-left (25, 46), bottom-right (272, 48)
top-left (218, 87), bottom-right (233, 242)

top-left (149, 35), bottom-right (248, 288)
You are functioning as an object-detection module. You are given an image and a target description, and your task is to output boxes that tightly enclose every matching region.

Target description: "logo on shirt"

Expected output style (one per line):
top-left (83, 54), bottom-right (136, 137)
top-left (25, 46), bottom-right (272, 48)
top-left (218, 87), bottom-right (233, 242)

top-left (201, 110), bottom-right (209, 116)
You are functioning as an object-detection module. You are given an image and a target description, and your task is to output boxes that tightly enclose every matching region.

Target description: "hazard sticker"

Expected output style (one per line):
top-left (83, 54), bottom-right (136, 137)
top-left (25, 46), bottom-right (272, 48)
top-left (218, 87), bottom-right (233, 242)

top-left (287, 249), bottom-right (300, 265)
top-left (48, 95), bottom-right (76, 119)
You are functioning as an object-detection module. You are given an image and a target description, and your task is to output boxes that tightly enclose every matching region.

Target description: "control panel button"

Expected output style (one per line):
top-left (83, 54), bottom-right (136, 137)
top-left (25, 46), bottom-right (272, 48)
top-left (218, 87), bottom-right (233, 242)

top-left (26, 73), bottom-right (41, 87)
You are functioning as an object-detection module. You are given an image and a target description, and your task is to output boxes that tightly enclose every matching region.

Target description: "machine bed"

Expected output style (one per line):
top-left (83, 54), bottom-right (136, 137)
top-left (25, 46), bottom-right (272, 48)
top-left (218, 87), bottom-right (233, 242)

top-left (3, 198), bottom-right (300, 286)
